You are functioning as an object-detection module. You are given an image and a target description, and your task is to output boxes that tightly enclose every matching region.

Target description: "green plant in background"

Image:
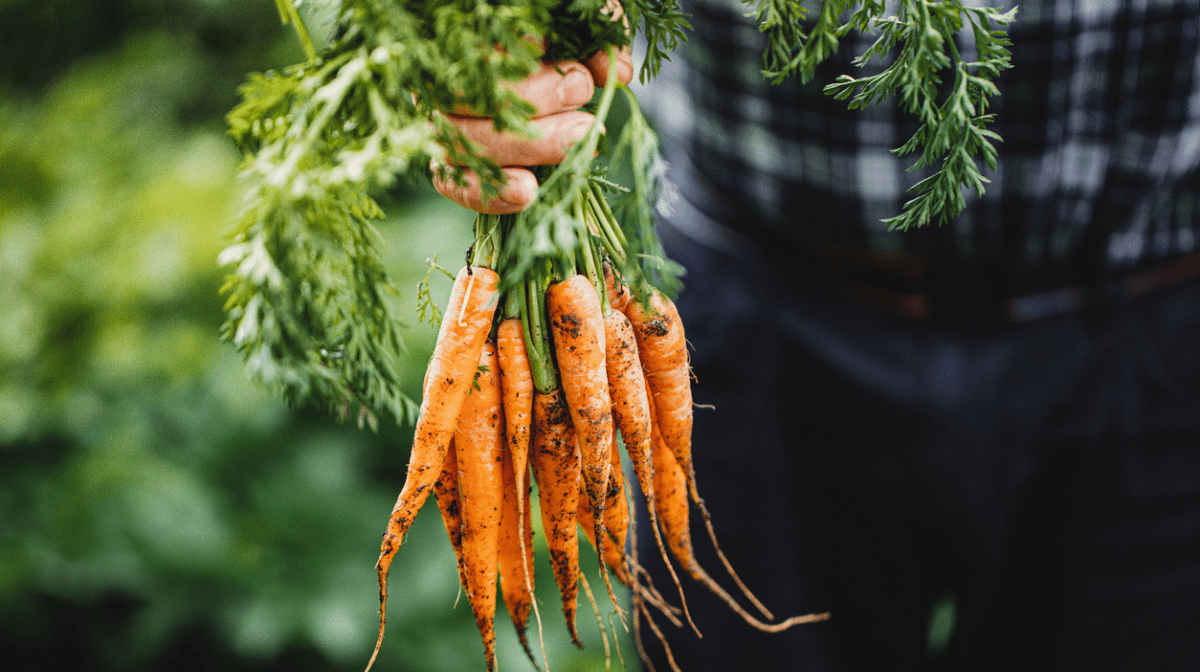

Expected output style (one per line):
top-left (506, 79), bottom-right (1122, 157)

top-left (0, 28), bottom-right (371, 670)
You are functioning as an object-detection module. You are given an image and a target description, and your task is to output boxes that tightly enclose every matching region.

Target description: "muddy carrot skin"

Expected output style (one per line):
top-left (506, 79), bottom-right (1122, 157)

top-left (604, 305), bottom-right (699, 621)
top-left (369, 265), bottom-right (498, 672)
top-left (547, 275), bottom-right (614, 560)
top-left (577, 434), bottom-right (632, 585)
top-left (432, 438), bottom-right (466, 591)
top-left (602, 433), bottom-right (631, 574)
top-left (604, 265), bottom-right (632, 314)
top-left (498, 440), bottom-right (535, 662)
top-left (455, 342), bottom-right (506, 672)
top-left (625, 290), bottom-right (695, 500)
top-left (578, 489), bottom-right (632, 586)
top-left (603, 308), bottom-right (655, 513)
top-left (531, 387), bottom-right (585, 647)
top-left (496, 317), bottom-right (535, 587)
top-left (497, 318), bottom-right (534, 482)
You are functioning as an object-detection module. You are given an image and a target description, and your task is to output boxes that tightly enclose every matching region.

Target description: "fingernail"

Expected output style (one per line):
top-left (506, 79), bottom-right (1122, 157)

top-left (558, 67), bottom-right (592, 107)
top-left (498, 181), bottom-right (531, 207)
top-left (618, 58), bottom-right (634, 85)
top-left (564, 120), bottom-right (602, 150)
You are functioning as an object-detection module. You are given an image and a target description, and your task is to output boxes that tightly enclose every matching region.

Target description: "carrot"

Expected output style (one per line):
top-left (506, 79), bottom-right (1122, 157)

top-left (547, 274), bottom-right (617, 605)
top-left (497, 318), bottom-right (533, 486)
top-left (455, 341), bottom-right (506, 672)
top-left (601, 433), bottom-right (630, 575)
top-left (602, 306), bottom-right (696, 631)
top-left (626, 290), bottom-right (786, 620)
top-left (624, 290), bottom-right (693, 500)
top-left (576, 450), bottom-right (630, 586)
top-left (531, 387), bottom-right (585, 647)
top-left (604, 263), bottom-right (632, 314)
top-left (369, 265), bottom-right (498, 672)
top-left (575, 432), bottom-right (631, 585)
top-left (498, 435), bottom-right (536, 664)
top-left (495, 316), bottom-right (535, 617)
top-left (432, 438), bottom-right (467, 592)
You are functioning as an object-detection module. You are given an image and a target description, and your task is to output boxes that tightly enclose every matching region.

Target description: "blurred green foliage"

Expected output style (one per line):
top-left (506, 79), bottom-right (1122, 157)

top-left (0, 1), bottom-right (629, 670)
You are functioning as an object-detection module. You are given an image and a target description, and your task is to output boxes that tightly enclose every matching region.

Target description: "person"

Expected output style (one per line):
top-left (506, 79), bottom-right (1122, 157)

top-left (433, 1), bottom-right (1200, 670)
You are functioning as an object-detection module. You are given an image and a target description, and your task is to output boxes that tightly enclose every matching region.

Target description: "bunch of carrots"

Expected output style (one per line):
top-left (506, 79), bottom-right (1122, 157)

top-left (365, 181), bottom-right (829, 672)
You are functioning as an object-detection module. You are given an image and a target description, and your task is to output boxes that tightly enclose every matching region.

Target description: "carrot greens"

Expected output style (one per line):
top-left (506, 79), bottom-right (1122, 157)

top-left (220, 1), bottom-right (674, 429)
top-left (744, 0), bottom-right (1018, 230)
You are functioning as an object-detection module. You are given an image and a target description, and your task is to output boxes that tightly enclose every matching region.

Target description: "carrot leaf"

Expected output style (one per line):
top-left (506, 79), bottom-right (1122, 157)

top-left (743, 0), bottom-right (1017, 230)
top-left (416, 255), bottom-right (455, 329)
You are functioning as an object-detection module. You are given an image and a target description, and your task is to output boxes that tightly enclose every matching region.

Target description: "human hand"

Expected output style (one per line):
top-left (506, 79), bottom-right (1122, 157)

top-left (431, 7), bottom-right (634, 214)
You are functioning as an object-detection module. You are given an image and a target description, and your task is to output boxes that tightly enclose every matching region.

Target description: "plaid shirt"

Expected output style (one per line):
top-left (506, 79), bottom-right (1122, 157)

top-left (644, 0), bottom-right (1200, 274)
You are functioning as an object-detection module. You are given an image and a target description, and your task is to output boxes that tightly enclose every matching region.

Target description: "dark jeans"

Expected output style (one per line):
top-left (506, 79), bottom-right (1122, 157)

top-left (637, 218), bottom-right (1200, 672)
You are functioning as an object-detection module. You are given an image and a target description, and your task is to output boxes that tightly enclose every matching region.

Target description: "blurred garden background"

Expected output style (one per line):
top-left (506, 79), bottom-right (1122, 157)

top-left (0, 1), bottom-right (628, 670)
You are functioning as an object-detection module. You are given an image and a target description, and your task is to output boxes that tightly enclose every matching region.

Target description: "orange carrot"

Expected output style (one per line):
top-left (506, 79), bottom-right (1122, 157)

top-left (498, 437), bottom-right (536, 663)
top-left (576, 458), bottom-right (630, 585)
top-left (601, 433), bottom-right (630, 570)
top-left (432, 438), bottom-right (466, 591)
top-left (369, 265), bottom-right (498, 672)
top-left (604, 264), bottom-right (632, 314)
top-left (531, 387), bottom-right (584, 647)
top-left (455, 341), bottom-right (506, 672)
top-left (547, 274), bottom-right (616, 602)
top-left (496, 317), bottom-right (535, 617)
top-left (575, 433), bottom-right (632, 585)
top-left (626, 292), bottom-right (780, 620)
top-left (649, 421), bottom-right (697, 582)
top-left (624, 290), bottom-right (693, 500)
top-left (604, 305), bottom-right (699, 633)
top-left (497, 317), bottom-right (534, 492)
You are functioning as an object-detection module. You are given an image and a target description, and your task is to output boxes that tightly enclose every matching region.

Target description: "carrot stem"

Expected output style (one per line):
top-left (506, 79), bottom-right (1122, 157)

top-left (573, 214), bottom-right (607, 316)
top-left (586, 186), bottom-right (626, 263)
top-left (589, 181), bottom-right (627, 250)
top-left (524, 272), bottom-right (557, 394)
top-left (504, 278), bottom-right (522, 321)
top-left (472, 213), bottom-right (503, 269)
